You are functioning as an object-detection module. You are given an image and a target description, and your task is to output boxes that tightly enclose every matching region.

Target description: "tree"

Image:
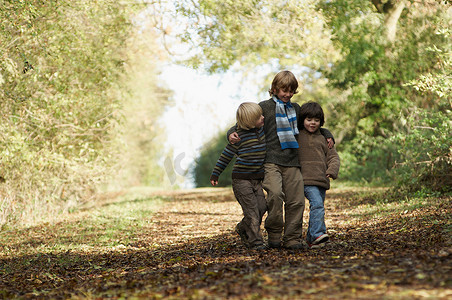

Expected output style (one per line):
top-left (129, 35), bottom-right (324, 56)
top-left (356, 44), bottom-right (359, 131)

top-left (322, 0), bottom-right (451, 184)
top-left (371, 0), bottom-right (407, 42)
top-left (173, 0), bottom-right (338, 73)
top-left (110, 17), bottom-right (172, 189)
top-left (0, 0), bottom-right (170, 226)
top-left (173, 0), bottom-right (451, 190)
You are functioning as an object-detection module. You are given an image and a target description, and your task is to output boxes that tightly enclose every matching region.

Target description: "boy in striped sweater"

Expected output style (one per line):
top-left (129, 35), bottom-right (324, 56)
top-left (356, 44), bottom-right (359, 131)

top-left (210, 102), bottom-right (267, 250)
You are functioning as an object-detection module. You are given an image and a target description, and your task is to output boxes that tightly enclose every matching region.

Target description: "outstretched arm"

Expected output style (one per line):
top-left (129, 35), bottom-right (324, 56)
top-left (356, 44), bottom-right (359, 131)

top-left (210, 143), bottom-right (238, 185)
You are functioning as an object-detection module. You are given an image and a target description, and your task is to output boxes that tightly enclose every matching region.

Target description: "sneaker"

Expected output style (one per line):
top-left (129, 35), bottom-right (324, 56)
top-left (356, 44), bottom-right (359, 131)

top-left (235, 223), bottom-right (249, 247)
top-left (309, 233), bottom-right (329, 249)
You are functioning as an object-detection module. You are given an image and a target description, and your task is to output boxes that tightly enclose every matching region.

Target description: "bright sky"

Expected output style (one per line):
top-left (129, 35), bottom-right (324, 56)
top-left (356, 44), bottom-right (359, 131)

top-left (149, 2), bottom-right (274, 188)
top-left (158, 65), bottom-right (266, 188)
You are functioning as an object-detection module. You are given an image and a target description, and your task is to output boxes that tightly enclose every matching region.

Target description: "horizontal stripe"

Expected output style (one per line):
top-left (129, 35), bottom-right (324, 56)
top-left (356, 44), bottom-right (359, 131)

top-left (276, 127), bottom-right (295, 132)
top-left (211, 127), bottom-right (266, 181)
top-left (280, 141), bottom-right (299, 149)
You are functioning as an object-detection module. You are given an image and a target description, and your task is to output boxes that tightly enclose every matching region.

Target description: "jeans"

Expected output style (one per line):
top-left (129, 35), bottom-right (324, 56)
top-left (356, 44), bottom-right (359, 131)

top-left (304, 185), bottom-right (326, 244)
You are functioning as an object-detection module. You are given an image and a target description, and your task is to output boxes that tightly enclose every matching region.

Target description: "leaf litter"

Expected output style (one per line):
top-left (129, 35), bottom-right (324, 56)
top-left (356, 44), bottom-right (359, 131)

top-left (0, 187), bottom-right (451, 299)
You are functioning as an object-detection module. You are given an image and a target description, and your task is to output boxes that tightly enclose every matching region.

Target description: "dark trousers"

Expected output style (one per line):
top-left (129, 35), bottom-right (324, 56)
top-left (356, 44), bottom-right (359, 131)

top-left (232, 179), bottom-right (266, 246)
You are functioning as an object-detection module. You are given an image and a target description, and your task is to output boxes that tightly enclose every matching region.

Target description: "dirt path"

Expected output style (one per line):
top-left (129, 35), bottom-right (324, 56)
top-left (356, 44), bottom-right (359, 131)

top-left (0, 187), bottom-right (451, 299)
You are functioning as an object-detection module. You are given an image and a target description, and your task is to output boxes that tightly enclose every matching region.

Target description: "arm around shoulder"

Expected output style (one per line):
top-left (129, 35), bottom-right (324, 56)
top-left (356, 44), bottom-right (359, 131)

top-left (320, 127), bottom-right (335, 148)
top-left (226, 124), bottom-right (240, 144)
top-left (226, 124), bottom-right (237, 139)
top-left (320, 127), bottom-right (334, 141)
top-left (326, 147), bottom-right (340, 180)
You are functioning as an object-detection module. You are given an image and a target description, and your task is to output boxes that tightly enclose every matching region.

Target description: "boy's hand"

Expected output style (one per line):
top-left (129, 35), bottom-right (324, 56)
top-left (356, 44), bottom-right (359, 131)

top-left (326, 138), bottom-right (334, 149)
top-left (229, 132), bottom-right (240, 144)
top-left (211, 180), bottom-right (218, 186)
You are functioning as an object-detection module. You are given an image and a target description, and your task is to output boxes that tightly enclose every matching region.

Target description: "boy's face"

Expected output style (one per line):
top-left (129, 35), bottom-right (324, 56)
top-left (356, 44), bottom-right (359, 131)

top-left (255, 114), bottom-right (265, 128)
top-left (304, 117), bottom-right (321, 133)
top-left (275, 88), bottom-right (294, 103)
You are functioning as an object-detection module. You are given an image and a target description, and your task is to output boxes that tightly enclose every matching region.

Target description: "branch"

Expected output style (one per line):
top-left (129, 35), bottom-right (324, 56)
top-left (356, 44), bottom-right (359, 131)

top-left (371, 0), bottom-right (384, 13)
top-left (413, 126), bottom-right (436, 130)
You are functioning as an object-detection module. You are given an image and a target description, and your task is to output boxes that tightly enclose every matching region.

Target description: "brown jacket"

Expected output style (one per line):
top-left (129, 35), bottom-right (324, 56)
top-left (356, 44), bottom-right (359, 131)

top-left (297, 128), bottom-right (340, 190)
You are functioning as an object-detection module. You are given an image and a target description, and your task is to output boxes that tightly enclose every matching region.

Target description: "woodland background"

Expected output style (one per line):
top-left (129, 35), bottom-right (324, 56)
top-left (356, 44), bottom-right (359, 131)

top-left (1, 0), bottom-right (451, 227)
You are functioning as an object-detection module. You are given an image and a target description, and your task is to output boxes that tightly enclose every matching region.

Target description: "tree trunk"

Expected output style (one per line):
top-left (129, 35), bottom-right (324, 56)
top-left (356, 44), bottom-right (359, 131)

top-left (384, 0), bottom-right (406, 42)
top-left (371, 0), bottom-right (407, 42)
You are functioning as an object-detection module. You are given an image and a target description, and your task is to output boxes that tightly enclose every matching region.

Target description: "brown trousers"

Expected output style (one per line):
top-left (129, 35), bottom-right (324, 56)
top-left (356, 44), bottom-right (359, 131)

top-left (263, 163), bottom-right (305, 247)
top-left (232, 179), bottom-right (266, 246)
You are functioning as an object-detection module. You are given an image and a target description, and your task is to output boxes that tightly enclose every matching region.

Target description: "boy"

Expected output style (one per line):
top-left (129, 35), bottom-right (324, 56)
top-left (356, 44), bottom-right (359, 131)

top-left (210, 102), bottom-right (267, 250)
top-left (228, 71), bottom-right (334, 250)
top-left (298, 101), bottom-right (340, 249)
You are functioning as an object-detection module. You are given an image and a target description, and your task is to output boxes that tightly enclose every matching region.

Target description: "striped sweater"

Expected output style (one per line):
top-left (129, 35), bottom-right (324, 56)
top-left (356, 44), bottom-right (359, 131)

top-left (210, 127), bottom-right (266, 181)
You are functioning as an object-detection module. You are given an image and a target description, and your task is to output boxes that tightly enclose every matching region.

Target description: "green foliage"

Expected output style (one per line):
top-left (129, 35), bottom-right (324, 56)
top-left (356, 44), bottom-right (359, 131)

top-left (175, 0), bottom-right (451, 194)
top-left (338, 136), bottom-right (400, 185)
top-left (0, 0), bottom-right (168, 226)
top-left (321, 0), bottom-right (451, 188)
top-left (174, 0), bottom-right (337, 73)
top-left (390, 109), bottom-right (451, 193)
top-left (110, 25), bottom-right (172, 188)
top-left (403, 24), bottom-right (452, 104)
top-left (192, 130), bottom-right (235, 187)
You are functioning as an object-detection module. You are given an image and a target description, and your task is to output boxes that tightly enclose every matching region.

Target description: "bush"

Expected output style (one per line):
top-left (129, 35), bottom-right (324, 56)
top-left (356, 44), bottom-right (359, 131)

top-left (337, 136), bottom-right (400, 185)
top-left (0, 0), bottom-right (141, 226)
top-left (390, 109), bottom-right (451, 193)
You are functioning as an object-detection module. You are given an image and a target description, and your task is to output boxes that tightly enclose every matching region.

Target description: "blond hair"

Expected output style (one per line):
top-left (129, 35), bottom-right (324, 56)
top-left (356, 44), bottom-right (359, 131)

top-left (268, 70), bottom-right (299, 96)
top-left (236, 102), bottom-right (263, 130)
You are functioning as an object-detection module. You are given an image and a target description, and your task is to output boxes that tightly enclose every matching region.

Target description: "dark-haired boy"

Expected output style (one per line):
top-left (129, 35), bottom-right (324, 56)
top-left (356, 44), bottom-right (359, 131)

top-left (298, 101), bottom-right (340, 249)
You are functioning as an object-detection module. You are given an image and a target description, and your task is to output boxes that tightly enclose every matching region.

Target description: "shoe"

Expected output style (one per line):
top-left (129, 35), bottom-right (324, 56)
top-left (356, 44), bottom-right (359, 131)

top-left (309, 243), bottom-right (326, 249)
top-left (283, 243), bottom-right (306, 250)
top-left (309, 233), bottom-right (329, 249)
top-left (312, 233), bottom-right (329, 245)
top-left (250, 244), bottom-right (268, 250)
top-left (268, 241), bottom-right (281, 249)
top-left (235, 223), bottom-right (249, 247)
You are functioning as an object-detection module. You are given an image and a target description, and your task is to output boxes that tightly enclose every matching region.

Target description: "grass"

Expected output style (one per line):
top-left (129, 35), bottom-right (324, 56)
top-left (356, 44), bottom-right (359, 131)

top-left (0, 190), bottom-right (167, 256)
top-left (331, 183), bottom-right (451, 218)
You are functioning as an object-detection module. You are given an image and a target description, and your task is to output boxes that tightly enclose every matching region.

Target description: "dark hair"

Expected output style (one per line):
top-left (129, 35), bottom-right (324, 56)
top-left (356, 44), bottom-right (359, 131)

top-left (299, 101), bottom-right (325, 127)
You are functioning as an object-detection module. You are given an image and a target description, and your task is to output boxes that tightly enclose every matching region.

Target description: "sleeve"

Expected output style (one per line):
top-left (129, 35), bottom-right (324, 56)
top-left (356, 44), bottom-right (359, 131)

top-left (210, 143), bottom-right (238, 181)
top-left (320, 127), bottom-right (335, 144)
top-left (326, 146), bottom-right (340, 179)
top-left (226, 124), bottom-right (238, 142)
